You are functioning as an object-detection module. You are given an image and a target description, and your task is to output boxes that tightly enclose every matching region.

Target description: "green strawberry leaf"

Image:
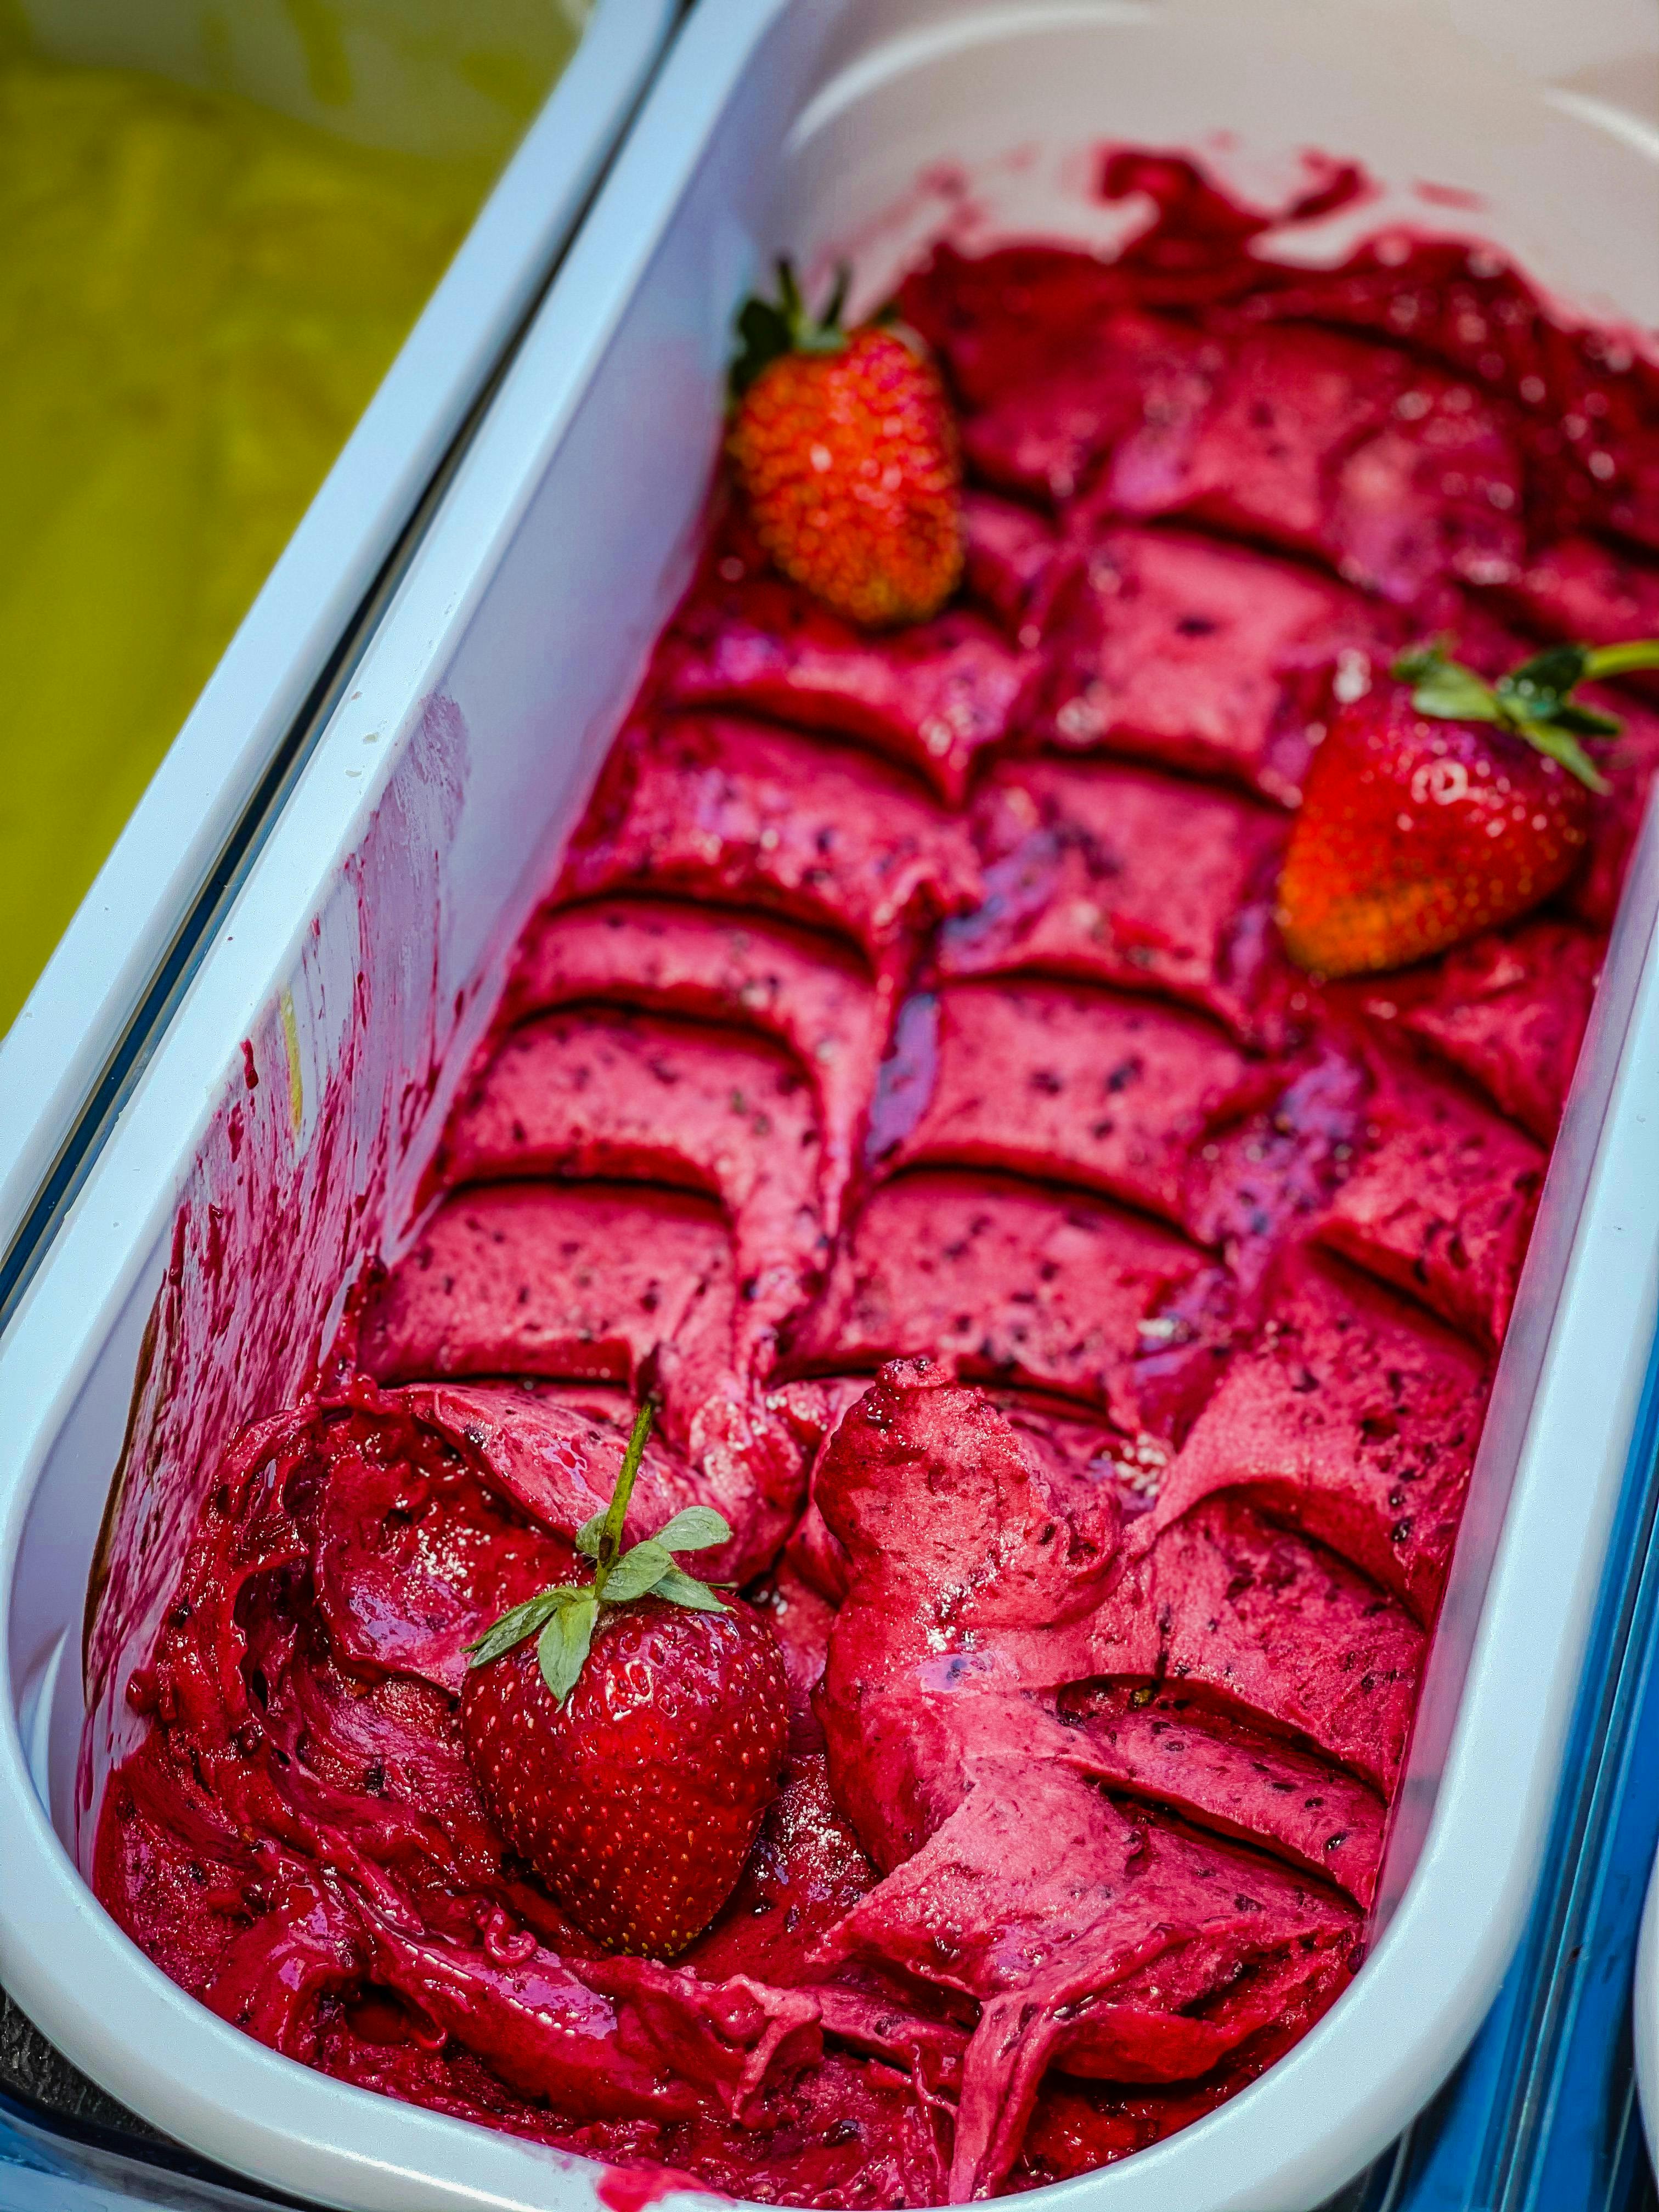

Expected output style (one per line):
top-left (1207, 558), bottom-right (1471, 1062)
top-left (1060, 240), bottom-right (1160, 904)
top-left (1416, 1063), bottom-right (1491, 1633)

top-left (1508, 716), bottom-right (1610, 794)
top-left (652, 1505), bottom-right (732, 1554)
top-left (574, 1511), bottom-right (605, 1562)
top-left (1412, 667), bottom-right (1503, 723)
top-left (654, 1566), bottom-right (730, 1614)
top-left (464, 1589), bottom-right (569, 1668)
top-left (729, 258), bottom-right (848, 399)
top-left (1499, 642), bottom-right (1588, 707)
top-left (601, 1539), bottom-right (675, 1605)
top-left (538, 1595), bottom-right (597, 1704)
top-left (1391, 639), bottom-right (1463, 685)
top-left (1393, 644), bottom-right (1503, 724)
top-left (1548, 701), bottom-right (1624, 739)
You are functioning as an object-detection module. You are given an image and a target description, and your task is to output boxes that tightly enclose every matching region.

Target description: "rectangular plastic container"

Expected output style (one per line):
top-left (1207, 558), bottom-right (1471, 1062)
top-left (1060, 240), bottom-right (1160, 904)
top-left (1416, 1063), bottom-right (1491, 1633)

top-left (0, 0), bottom-right (678, 1277)
top-left (4, 2), bottom-right (1659, 2208)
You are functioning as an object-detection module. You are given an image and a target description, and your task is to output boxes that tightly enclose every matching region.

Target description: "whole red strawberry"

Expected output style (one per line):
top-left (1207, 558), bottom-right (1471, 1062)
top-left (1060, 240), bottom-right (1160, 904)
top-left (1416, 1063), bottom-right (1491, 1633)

top-left (727, 260), bottom-right (962, 629)
top-left (1278, 637), bottom-right (1658, 978)
top-left (461, 1402), bottom-right (788, 1958)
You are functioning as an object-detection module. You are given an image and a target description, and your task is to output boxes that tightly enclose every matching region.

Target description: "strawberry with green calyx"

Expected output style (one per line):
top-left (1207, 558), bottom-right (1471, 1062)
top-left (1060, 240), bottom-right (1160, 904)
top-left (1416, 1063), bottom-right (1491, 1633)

top-left (1393, 635), bottom-right (1659, 793)
top-left (464, 1399), bottom-right (733, 1700)
top-left (1278, 634), bottom-right (1659, 980)
top-left (461, 1401), bottom-right (789, 1957)
top-left (727, 257), bottom-right (963, 630)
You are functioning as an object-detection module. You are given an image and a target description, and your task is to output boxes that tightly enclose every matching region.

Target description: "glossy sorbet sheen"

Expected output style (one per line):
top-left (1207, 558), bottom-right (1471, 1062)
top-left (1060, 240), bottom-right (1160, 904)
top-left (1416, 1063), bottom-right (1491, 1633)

top-left (91, 150), bottom-right (1659, 2205)
top-left (0, 36), bottom-right (561, 1032)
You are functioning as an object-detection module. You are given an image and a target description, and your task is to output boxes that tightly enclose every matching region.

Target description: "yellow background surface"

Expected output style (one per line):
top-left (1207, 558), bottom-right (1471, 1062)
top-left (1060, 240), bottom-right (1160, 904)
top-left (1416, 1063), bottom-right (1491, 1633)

top-left (0, 1), bottom-right (582, 1035)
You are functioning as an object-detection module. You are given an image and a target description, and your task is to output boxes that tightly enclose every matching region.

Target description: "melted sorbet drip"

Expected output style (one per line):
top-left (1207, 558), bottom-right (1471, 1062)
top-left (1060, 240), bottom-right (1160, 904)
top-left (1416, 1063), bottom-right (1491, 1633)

top-left (92, 153), bottom-right (1659, 2203)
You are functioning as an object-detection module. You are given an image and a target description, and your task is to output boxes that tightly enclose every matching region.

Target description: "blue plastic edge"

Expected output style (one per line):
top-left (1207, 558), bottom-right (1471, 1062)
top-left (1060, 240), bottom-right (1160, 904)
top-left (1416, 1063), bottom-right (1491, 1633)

top-left (1358, 1311), bottom-right (1659, 2212)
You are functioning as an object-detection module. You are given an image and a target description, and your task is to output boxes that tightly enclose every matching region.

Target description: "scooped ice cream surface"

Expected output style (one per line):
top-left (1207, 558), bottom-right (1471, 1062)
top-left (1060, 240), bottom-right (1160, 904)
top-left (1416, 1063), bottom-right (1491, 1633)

top-left (89, 150), bottom-right (1659, 2202)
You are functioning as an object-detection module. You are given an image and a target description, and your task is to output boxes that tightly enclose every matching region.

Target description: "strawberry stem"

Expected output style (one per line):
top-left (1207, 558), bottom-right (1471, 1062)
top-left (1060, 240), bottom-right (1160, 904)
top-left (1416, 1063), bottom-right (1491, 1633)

top-left (592, 1397), bottom-right (656, 1596)
top-left (1587, 640), bottom-right (1659, 681)
top-left (775, 257), bottom-right (803, 328)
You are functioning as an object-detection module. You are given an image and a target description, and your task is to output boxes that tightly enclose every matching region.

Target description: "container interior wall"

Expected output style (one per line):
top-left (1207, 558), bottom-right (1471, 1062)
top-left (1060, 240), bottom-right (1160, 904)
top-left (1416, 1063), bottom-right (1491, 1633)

top-left (12, 0), bottom-right (591, 161)
top-left (14, 1242), bottom-right (161, 1845)
top-left (10, 0), bottom-right (1659, 2006)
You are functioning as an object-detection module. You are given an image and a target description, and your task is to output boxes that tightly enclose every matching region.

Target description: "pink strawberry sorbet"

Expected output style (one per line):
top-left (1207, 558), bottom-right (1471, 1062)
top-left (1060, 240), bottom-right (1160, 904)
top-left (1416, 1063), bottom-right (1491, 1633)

top-left (91, 151), bottom-right (1659, 2203)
